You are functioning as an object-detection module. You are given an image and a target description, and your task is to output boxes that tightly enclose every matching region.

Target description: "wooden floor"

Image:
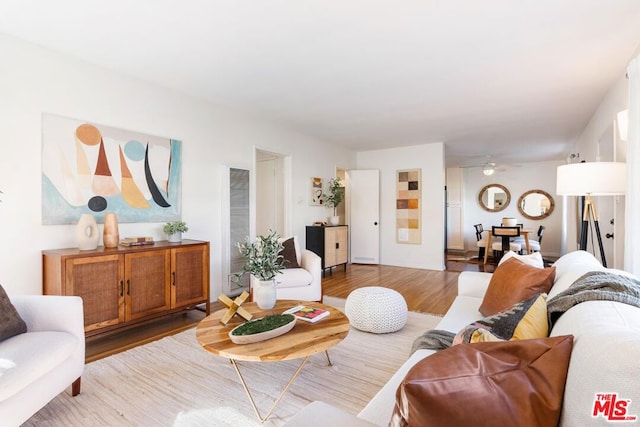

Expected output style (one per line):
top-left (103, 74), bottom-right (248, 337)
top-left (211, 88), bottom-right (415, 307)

top-left (323, 254), bottom-right (494, 316)
top-left (85, 253), bottom-right (492, 361)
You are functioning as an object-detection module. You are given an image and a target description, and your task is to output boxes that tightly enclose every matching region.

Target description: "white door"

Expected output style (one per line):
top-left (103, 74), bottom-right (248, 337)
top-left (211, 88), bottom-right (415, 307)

top-left (256, 151), bottom-right (286, 236)
top-left (256, 158), bottom-right (277, 236)
top-left (348, 169), bottom-right (380, 264)
top-left (446, 168), bottom-right (464, 250)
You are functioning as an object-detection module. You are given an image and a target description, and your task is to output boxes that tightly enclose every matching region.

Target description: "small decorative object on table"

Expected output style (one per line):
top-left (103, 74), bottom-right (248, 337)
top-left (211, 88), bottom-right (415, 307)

top-left (76, 213), bottom-right (99, 250)
top-left (284, 305), bottom-right (330, 323)
top-left (236, 230), bottom-right (285, 310)
top-left (229, 314), bottom-right (296, 344)
top-left (164, 220), bottom-right (188, 243)
top-left (502, 217), bottom-right (518, 227)
top-left (120, 236), bottom-right (155, 247)
top-left (103, 212), bottom-right (119, 248)
top-left (218, 291), bottom-right (253, 325)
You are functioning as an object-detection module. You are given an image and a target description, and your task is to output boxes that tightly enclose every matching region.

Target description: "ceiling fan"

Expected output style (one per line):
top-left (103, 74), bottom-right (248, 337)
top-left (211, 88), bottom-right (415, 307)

top-left (459, 157), bottom-right (507, 175)
top-left (482, 162), bottom-right (497, 176)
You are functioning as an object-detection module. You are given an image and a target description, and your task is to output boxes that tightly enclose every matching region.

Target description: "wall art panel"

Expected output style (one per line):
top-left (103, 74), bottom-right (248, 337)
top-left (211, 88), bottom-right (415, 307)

top-left (42, 114), bottom-right (181, 224)
top-left (396, 168), bottom-right (421, 244)
top-left (310, 176), bottom-right (323, 206)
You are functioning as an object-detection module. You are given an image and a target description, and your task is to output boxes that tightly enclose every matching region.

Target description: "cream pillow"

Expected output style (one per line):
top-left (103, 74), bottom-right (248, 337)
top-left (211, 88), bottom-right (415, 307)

top-left (498, 250), bottom-right (544, 268)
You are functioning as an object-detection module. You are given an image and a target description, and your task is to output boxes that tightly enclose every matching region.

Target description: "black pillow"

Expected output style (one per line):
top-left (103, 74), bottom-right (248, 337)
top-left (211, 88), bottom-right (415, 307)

top-left (0, 284), bottom-right (27, 342)
top-left (280, 238), bottom-right (300, 269)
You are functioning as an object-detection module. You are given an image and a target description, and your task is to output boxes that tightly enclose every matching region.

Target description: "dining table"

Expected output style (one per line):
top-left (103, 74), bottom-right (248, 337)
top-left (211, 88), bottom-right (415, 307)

top-left (483, 228), bottom-right (533, 264)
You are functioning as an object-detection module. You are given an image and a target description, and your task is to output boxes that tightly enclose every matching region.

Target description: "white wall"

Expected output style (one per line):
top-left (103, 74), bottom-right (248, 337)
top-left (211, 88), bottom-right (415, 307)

top-left (356, 143), bottom-right (445, 271)
top-left (0, 34), bottom-right (356, 296)
top-left (575, 76), bottom-right (629, 162)
top-left (462, 161), bottom-right (564, 258)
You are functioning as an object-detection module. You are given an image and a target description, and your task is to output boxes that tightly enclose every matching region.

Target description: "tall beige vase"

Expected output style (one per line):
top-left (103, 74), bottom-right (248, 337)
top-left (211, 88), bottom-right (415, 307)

top-left (103, 213), bottom-right (120, 248)
top-left (76, 214), bottom-right (100, 250)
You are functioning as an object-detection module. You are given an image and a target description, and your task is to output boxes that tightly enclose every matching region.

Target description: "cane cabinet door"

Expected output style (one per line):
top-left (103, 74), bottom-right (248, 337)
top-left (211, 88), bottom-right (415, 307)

top-left (124, 250), bottom-right (171, 321)
top-left (170, 244), bottom-right (209, 309)
top-left (65, 254), bottom-right (124, 332)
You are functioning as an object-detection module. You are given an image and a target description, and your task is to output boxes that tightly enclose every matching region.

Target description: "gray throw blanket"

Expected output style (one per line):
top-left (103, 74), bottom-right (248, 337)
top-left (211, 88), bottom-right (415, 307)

top-left (410, 329), bottom-right (455, 354)
top-left (547, 271), bottom-right (640, 328)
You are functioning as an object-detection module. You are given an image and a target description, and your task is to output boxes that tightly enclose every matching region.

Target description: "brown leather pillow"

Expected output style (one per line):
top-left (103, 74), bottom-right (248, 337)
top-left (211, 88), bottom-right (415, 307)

top-left (390, 335), bottom-right (574, 427)
top-left (280, 238), bottom-right (300, 269)
top-left (479, 257), bottom-right (556, 316)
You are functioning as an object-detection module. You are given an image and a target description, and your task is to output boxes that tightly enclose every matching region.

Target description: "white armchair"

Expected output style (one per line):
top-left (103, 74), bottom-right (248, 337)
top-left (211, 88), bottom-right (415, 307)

top-left (250, 236), bottom-right (323, 302)
top-left (1, 294), bottom-right (85, 426)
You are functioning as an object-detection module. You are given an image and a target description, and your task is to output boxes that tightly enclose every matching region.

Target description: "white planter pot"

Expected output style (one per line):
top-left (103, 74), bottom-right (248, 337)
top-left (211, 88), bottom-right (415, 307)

top-left (167, 232), bottom-right (182, 243)
top-left (254, 279), bottom-right (277, 310)
top-left (328, 215), bottom-right (340, 225)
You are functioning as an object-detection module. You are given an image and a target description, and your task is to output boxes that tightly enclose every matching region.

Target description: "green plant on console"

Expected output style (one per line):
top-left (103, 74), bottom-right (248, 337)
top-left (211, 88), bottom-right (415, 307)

top-left (163, 220), bottom-right (189, 235)
top-left (236, 230), bottom-right (285, 281)
top-left (321, 177), bottom-right (344, 216)
top-left (231, 314), bottom-right (295, 336)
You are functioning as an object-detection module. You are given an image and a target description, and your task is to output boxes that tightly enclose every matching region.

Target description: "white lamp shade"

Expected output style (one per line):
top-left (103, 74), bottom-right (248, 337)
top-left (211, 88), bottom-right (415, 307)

top-left (556, 162), bottom-right (626, 196)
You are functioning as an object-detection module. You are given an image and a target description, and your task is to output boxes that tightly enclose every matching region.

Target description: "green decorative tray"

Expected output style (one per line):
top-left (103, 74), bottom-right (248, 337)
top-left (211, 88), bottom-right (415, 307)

top-left (229, 314), bottom-right (296, 344)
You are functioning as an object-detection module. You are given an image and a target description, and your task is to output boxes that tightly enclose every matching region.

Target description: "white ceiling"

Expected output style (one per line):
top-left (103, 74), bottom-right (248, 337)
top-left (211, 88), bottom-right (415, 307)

top-left (2, 0), bottom-right (640, 167)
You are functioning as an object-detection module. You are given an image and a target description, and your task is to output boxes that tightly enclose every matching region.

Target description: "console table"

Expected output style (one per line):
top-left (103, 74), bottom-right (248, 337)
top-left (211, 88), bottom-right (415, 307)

top-left (43, 239), bottom-right (210, 337)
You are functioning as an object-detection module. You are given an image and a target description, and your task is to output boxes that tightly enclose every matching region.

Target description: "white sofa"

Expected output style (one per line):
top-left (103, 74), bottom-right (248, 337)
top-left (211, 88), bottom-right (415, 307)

top-left (286, 250), bottom-right (640, 426)
top-left (0, 295), bottom-right (85, 426)
top-left (250, 237), bottom-right (323, 302)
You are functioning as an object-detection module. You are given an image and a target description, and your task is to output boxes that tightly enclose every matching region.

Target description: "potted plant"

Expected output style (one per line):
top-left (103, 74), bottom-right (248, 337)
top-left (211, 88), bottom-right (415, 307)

top-left (163, 220), bottom-right (188, 243)
top-left (322, 177), bottom-right (344, 225)
top-left (236, 230), bottom-right (285, 309)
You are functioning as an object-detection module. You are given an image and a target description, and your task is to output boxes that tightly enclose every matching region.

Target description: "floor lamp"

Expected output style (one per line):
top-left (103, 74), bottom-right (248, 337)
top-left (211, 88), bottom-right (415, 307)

top-left (557, 162), bottom-right (626, 267)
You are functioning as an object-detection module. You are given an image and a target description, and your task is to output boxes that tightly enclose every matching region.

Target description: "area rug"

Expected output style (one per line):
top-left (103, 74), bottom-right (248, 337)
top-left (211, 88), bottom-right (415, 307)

top-left (24, 297), bottom-right (441, 427)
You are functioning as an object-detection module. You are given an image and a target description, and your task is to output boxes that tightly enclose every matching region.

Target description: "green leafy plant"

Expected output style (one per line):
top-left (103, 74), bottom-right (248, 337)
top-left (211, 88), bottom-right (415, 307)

top-left (321, 177), bottom-right (344, 215)
top-left (236, 230), bottom-right (285, 281)
top-left (163, 220), bottom-right (188, 235)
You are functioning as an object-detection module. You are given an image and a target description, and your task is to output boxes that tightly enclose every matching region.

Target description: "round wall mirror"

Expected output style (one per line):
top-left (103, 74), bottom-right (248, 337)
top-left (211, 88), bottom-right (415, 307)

top-left (478, 184), bottom-right (511, 212)
top-left (517, 189), bottom-right (555, 220)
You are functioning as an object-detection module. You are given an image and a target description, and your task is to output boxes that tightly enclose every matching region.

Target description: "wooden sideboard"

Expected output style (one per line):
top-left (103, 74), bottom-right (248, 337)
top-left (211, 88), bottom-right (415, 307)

top-left (43, 239), bottom-right (210, 337)
top-left (306, 225), bottom-right (348, 274)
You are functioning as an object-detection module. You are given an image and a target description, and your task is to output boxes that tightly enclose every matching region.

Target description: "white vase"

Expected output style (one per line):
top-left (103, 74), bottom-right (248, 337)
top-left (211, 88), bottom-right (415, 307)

top-left (254, 279), bottom-right (277, 310)
top-left (328, 215), bottom-right (340, 225)
top-left (168, 232), bottom-right (182, 243)
top-left (76, 214), bottom-right (99, 250)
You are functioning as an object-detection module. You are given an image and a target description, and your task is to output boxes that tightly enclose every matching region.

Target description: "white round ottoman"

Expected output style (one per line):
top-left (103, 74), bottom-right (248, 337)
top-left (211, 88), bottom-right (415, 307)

top-left (344, 286), bottom-right (408, 333)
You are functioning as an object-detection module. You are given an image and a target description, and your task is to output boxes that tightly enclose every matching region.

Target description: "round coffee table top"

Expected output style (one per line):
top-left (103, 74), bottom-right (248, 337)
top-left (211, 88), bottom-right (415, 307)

top-left (196, 300), bottom-right (350, 362)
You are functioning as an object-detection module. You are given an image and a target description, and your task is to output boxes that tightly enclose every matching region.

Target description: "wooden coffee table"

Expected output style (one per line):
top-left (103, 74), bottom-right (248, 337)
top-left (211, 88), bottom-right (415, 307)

top-left (196, 300), bottom-right (350, 422)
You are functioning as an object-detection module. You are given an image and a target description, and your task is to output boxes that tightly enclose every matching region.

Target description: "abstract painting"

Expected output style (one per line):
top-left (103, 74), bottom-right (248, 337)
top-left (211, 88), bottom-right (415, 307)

top-left (310, 177), bottom-right (323, 206)
top-left (396, 169), bottom-right (421, 244)
top-left (42, 114), bottom-right (181, 224)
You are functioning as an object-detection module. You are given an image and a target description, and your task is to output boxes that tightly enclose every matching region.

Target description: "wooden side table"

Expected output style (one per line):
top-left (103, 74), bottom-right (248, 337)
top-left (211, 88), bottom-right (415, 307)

top-left (196, 300), bottom-right (350, 422)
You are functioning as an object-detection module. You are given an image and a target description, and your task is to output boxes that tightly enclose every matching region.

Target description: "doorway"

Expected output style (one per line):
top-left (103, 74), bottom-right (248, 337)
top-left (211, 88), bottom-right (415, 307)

top-left (255, 149), bottom-right (291, 237)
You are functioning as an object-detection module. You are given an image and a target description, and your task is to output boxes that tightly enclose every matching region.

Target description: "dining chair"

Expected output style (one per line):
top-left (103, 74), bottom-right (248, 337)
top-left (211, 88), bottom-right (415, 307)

top-left (473, 224), bottom-right (487, 259)
top-left (514, 225), bottom-right (545, 252)
top-left (491, 226), bottom-right (522, 262)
